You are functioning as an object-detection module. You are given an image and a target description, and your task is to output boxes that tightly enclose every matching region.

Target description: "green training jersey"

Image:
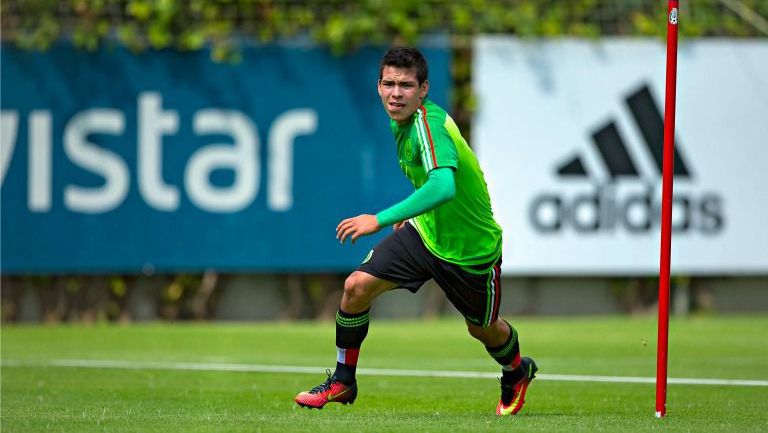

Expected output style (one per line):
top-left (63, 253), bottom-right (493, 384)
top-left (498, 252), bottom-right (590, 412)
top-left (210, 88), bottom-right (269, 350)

top-left (390, 99), bottom-right (502, 267)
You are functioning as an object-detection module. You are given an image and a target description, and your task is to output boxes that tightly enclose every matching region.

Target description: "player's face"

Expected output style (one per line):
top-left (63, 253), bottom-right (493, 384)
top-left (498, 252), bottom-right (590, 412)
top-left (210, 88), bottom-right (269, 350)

top-left (378, 66), bottom-right (429, 124)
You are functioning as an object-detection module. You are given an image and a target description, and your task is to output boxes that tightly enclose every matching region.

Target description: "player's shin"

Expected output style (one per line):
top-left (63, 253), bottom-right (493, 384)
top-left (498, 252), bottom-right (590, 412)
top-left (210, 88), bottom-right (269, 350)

top-left (485, 321), bottom-right (525, 382)
top-left (334, 308), bottom-right (370, 384)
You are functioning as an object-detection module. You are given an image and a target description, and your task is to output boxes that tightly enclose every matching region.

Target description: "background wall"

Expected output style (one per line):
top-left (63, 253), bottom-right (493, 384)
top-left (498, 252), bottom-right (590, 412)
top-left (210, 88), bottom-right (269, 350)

top-left (1, 1), bottom-right (767, 322)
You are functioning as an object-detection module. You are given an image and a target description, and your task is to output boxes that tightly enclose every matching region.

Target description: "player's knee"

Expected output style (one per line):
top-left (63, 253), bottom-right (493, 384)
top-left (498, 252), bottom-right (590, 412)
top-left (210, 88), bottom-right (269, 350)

top-left (466, 321), bottom-right (489, 341)
top-left (343, 272), bottom-right (370, 301)
top-left (466, 320), bottom-right (505, 346)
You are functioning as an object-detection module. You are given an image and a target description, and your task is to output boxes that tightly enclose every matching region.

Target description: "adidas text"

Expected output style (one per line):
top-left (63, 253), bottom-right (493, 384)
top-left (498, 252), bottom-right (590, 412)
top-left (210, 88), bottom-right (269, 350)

top-left (529, 184), bottom-right (724, 234)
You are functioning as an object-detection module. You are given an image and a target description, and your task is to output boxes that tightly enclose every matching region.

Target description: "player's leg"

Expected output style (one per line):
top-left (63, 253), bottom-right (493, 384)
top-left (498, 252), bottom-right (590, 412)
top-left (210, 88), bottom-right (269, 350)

top-left (466, 318), bottom-right (537, 416)
top-left (294, 271), bottom-right (397, 409)
top-left (334, 271), bottom-right (397, 383)
top-left (295, 224), bottom-right (430, 409)
top-left (430, 258), bottom-right (537, 415)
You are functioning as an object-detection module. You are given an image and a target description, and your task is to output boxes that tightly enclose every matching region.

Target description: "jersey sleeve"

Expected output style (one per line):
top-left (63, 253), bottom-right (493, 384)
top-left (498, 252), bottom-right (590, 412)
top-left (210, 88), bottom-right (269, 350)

top-left (375, 167), bottom-right (456, 227)
top-left (414, 106), bottom-right (458, 171)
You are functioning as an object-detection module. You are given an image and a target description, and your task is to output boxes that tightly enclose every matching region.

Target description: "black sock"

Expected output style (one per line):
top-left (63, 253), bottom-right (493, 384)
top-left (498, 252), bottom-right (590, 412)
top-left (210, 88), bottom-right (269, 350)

top-left (333, 308), bottom-right (370, 385)
top-left (485, 321), bottom-right (523, 382)
top-left (501, 364), bottom-right (525, 384)
top-left (334, 361), bottom-right (356, 384)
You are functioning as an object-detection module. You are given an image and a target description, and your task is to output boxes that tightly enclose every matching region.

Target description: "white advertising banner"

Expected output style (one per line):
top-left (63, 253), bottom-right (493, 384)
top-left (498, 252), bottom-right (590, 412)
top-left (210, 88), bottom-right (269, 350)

top-left (473, 37), bottom-right (768, 275)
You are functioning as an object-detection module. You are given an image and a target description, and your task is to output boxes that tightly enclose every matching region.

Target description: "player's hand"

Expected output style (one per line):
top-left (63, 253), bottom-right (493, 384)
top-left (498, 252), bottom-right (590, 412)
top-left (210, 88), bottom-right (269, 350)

top-left (337, 214), bottom-right (381, 244)
top-left (393, 221), bottom-right (406, 231)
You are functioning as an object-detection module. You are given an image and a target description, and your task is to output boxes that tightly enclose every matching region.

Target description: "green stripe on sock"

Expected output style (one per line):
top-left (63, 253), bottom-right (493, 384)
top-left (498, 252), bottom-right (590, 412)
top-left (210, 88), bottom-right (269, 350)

top-left (489, 326), bottom-right (518, 358)
top-left (336, 311), bottom-right (370, 328)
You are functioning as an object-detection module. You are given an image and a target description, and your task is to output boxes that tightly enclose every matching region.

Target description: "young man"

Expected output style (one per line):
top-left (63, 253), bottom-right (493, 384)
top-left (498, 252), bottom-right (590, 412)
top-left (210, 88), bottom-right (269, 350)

top-left (294, 47), bottom-right (537, 416)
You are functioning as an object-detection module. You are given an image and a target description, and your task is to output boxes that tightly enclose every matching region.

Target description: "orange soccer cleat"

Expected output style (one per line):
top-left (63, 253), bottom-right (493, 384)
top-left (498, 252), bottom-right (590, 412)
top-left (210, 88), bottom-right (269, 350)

top-left (496, 357), bottom-right (538, 416)
top-left (295, 370), bottom-right (358, 409)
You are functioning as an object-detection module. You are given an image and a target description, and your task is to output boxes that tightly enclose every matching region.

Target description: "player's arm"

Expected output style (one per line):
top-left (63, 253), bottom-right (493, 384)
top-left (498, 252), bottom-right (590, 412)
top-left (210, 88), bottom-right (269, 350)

top-left (336, 167), bottom-right (455, 244)
top-left (376, 167), bottom-right (455, 227)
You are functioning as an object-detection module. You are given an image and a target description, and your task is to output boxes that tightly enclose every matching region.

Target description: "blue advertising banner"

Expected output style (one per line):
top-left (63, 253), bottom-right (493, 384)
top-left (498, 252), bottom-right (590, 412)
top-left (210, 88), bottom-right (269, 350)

top-left (1, 42), bottom-right (450, 273)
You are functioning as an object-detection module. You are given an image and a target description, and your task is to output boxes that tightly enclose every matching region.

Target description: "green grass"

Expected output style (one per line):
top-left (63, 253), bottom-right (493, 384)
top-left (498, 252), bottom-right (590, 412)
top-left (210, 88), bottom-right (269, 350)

top-left (2, 316), bottom-right (768, 432)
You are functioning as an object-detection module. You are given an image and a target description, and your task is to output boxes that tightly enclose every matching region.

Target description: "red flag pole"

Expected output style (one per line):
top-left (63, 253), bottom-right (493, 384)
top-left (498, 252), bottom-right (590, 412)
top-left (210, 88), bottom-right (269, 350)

top-left (656, 0), bottom-right (680, 419)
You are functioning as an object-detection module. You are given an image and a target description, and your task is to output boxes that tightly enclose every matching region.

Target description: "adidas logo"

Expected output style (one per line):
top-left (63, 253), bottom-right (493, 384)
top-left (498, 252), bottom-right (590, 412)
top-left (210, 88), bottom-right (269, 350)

top-left (529, 84), bottom-right (724, 235)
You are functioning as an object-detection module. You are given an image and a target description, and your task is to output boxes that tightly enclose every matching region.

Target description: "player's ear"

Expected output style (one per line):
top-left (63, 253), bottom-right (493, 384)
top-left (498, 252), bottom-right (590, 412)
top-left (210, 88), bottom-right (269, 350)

top-left (420, 80), bottom-right (429, 99)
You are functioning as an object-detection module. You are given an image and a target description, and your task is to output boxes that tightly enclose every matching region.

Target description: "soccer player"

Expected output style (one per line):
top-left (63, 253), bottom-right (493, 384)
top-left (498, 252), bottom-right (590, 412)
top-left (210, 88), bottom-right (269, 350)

top-left (294, 47), bottom-right (537, 416)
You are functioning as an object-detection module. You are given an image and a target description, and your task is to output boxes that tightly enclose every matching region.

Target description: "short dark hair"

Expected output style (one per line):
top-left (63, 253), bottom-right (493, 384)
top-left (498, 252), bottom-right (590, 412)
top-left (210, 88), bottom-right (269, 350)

top-left (379, 47), bottom-right (429, 85)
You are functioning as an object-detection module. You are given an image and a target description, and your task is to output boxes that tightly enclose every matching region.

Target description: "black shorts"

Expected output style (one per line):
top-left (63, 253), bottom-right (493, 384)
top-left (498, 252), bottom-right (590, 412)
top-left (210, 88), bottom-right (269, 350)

top-left (358, 222), bottom-right (502, 327)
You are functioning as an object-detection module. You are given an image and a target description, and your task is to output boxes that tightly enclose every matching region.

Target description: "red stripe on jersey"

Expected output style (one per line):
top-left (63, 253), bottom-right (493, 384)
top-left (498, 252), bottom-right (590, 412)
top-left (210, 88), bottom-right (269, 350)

top-left (419, 105), bottom-right (439, 168)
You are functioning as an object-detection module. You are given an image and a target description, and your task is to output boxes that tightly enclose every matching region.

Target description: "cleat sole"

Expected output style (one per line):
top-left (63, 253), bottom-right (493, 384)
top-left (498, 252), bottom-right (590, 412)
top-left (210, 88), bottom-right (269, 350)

top-left (296, 402), bottom-right (324, 410)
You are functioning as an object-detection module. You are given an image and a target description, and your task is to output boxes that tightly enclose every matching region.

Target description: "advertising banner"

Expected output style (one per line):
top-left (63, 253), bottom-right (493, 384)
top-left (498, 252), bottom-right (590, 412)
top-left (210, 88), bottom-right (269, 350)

top-left (1, 43), bottom-right (450, 273)
top-left (474, 37), bottom-right (768, 275)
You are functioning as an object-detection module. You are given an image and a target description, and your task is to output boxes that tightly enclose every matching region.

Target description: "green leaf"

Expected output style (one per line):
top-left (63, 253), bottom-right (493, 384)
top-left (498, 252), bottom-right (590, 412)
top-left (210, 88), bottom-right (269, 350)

top-left (148, 21), bottom-right (172, 48)
top-left (180, 30), bottom-right (206, 50)
top-left (127, 0), bottom-right (152, 21)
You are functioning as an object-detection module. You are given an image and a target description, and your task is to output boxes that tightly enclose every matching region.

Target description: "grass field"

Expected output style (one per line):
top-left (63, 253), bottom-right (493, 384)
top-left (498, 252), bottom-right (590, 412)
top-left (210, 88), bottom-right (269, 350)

top-left (2, 315), bottom-right (768, 432)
